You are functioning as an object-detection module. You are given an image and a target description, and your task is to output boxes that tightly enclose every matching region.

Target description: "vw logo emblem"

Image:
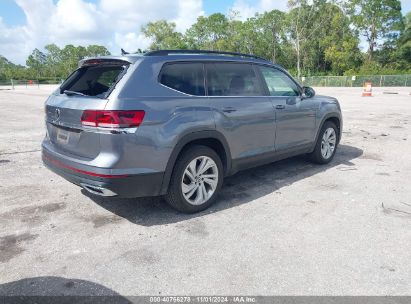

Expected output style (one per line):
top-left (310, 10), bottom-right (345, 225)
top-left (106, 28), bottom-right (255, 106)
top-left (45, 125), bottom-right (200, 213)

top-left (54, 109), bottom-right (61, 121)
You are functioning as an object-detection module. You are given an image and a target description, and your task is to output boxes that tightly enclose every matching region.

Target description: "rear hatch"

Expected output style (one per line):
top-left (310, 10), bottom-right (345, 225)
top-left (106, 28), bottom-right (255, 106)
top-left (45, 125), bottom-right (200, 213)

top-left (45, 59), bottom-right (130, 159)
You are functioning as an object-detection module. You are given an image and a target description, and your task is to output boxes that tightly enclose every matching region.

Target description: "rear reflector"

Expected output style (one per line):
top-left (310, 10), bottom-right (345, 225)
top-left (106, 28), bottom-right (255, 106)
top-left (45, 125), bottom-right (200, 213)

top-left (43, 154), bottom-right (128, 179)
top-left (81, 110), bottom-right (145, 128)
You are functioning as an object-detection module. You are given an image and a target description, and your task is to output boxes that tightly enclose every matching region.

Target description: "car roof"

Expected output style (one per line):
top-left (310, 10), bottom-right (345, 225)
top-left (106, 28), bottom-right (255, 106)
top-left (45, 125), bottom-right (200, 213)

top-left (138, 54), bottom-right (273, 64)
top-left (82, 52), bottom-right (281, 68)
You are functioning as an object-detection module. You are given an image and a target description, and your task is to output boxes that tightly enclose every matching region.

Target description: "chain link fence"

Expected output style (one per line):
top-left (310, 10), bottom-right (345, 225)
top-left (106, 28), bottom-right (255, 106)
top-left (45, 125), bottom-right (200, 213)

top-left (300, 75), bottom-right (411, 87)
top-left (0, 78), bottom-right (62, 89)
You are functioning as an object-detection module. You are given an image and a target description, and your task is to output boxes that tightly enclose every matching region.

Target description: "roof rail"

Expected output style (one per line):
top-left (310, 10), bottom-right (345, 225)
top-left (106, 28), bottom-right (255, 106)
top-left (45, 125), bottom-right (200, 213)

top-left (144, 49), bottom-right (269, 62)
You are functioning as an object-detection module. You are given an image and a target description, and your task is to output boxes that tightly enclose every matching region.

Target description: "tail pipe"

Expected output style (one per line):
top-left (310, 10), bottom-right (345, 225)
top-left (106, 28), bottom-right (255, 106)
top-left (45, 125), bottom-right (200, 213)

top-left (80, 183), bottom-right (117, 197)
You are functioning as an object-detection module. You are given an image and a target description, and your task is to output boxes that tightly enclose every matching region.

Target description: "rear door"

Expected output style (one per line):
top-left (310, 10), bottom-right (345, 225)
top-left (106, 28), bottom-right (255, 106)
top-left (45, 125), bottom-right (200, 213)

top-left (257, 65), bottom-right (317, 151)
top-left (206, 62), bottom-right (276, 160)
top-left (45, 60), bottom-right (129, 159)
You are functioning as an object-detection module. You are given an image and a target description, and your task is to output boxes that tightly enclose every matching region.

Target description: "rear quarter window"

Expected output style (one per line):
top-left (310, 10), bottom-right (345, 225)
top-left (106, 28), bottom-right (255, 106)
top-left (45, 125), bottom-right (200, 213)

top-left (159, 63), bottom-right (205, 96)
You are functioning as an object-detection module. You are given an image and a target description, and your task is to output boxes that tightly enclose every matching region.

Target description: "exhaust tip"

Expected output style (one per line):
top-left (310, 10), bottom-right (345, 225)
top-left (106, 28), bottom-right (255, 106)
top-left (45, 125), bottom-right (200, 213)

top-left (80, 183), bottom-right (117, 197)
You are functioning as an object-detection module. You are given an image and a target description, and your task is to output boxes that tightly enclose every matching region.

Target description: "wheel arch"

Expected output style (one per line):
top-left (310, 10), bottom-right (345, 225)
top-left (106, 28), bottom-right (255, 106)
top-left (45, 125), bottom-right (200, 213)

top-left (314, 114), bottom-right (342, 149)
top-left (159, 130), bottom-right (232, 195)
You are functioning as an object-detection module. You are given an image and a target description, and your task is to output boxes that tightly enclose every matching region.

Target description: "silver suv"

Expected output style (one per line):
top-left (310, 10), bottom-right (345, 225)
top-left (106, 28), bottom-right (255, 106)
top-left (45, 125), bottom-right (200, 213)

top-left (42, 50), bottom-right (342, 213)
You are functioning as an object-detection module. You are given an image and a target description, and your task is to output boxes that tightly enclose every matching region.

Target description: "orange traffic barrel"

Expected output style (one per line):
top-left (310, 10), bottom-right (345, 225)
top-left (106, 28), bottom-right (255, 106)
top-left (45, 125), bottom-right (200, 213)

top-left (362, 82), bottom-right (372, 97)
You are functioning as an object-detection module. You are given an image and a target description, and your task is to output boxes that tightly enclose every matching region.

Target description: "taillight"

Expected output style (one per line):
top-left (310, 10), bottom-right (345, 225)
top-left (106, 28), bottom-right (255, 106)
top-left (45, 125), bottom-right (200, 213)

top-left (81, 110), bottom-right (145, 128)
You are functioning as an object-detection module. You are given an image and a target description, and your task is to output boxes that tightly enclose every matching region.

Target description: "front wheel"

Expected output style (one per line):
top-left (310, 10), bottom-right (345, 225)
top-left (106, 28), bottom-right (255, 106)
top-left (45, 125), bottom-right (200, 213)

top-left (309, 121), bottom-right (338, 164)
top-left (165, 145), bottom-right (223, 213)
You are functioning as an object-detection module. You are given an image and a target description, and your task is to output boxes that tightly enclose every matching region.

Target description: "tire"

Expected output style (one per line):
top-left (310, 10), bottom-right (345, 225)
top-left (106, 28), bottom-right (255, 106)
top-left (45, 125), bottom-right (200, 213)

top-left (165, 145), bottom-right (224, 213)
top-left (309, 121), bottom-right (339, 164)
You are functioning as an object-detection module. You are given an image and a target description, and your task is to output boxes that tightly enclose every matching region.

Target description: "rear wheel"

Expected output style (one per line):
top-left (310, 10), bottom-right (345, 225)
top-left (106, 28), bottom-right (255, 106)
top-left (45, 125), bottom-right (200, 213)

top-left (309, 121), bottom-right (338, 164)
top-left (165, 146), bottom-right (223, 213)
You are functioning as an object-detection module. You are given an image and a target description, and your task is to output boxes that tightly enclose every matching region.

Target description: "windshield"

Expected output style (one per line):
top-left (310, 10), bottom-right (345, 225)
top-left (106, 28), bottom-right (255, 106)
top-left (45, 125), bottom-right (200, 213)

top-left (60, 63), bottom-right (129, 98)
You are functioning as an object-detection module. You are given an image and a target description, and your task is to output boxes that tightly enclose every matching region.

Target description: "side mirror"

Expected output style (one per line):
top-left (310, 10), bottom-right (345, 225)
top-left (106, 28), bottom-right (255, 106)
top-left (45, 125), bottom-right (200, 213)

top-left (302, 86), bottom-right (315, 99)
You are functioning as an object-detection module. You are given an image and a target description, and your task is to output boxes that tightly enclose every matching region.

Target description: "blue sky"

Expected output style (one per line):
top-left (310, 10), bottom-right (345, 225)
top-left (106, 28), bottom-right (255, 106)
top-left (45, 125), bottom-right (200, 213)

top-left (0, 0), bottom-right (410, 64)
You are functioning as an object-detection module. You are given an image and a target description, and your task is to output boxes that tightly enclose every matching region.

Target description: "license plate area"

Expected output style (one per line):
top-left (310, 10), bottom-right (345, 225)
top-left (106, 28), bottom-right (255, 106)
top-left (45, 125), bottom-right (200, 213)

top-left (56, 128), bottom-right (70, 145)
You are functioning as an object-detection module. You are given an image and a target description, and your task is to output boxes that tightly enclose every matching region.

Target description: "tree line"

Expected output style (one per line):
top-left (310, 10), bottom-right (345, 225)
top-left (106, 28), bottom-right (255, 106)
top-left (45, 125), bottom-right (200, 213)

top-left (0, 0), bottom-right (410, 81)
top-left (142, 0), bottom-right (410, 77)
top-left (0, 45), bottom-right (110, 81)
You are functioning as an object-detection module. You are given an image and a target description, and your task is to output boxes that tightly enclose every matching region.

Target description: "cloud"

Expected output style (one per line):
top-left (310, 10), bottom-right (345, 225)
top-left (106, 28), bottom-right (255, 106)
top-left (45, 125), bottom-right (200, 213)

top-left (260, 0), bottom-right (289, 11)
top-left (0, 17), bottom-right (29, 65)
top-left (98, 0), bottom-right (204, 36)
top-left (173, 0), bottom-right (205, 32)
top-left (114, 32), bottom-right (151, 53)
top-left (49, 0), bottom-right (107, 42)
top-left (0, 0), bottom-right (204, 65)
top-left (14, 0), bottom-right (55, 50)
top-left (230, 0), bottom-right (289, 20)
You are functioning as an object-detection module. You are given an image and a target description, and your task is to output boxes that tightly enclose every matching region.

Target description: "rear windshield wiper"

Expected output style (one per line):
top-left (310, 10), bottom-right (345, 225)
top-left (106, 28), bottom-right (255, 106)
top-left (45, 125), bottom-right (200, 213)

top-left (62, 89), bottom-right (104, 99)
top-left (63, 90), bottom-right (88, 97)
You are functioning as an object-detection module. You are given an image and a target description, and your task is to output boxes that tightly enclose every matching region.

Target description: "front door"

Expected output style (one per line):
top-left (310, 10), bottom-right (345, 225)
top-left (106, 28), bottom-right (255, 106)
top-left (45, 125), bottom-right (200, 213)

top-left (257, 65), bottom-right (317, 151)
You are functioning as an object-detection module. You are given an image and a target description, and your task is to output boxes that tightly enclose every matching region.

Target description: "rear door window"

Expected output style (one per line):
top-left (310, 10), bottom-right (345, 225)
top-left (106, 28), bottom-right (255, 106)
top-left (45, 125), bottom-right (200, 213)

top-left (159, 63), bottom-right (205, 96)
top-left (206, 63), bottom-right (263, 96)
top-left (60, 63), bottom-right (129, 98)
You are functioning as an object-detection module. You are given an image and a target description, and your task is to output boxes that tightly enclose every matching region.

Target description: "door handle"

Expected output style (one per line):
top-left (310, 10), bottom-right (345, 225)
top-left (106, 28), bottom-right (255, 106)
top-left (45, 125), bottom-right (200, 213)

top-left (222, 107), bottom-right (237, 113)
top-left (276, 105), bottom-right (286, 110)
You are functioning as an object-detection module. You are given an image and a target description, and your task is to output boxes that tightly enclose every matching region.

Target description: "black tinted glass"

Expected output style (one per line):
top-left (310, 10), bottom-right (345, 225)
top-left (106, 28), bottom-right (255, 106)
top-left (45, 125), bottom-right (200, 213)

top-left (160, 63), bottom-right (205, 96)
top-left (206, 63), bottom-right (262, 96)
top-left (62, 65), bottom-right (126, 98)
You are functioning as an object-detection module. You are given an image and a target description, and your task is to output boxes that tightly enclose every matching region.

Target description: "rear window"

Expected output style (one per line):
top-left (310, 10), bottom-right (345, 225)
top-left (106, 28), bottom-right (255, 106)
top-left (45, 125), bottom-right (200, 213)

top-left (206, 63), bottom-right (262, 96)
top-left (60, 63), bottom-right (128, 98)
top-left (159, 63), bottom-right (205, 96)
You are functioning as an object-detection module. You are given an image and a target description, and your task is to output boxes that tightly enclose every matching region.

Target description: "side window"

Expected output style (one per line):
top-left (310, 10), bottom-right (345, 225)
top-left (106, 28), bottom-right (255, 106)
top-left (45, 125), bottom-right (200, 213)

top-left (159, 63), bottom-right (205, 96)
top-left (206, 63), bottom-right (263, 96)
top-left (259, 66), bottom-right (300, 97)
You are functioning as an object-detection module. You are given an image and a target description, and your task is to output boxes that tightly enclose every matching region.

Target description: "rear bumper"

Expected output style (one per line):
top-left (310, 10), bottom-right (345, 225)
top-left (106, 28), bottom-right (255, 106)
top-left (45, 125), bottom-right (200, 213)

top-left (42, 149), bottom-right (164, 198)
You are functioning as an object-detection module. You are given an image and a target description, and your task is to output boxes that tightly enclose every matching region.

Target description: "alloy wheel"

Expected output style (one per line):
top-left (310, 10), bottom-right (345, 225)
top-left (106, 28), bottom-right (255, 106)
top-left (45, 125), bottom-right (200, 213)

top-left (321, 127), bottom-right (337, 159)
top-left (181, 156), bottom-right (218, 205)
